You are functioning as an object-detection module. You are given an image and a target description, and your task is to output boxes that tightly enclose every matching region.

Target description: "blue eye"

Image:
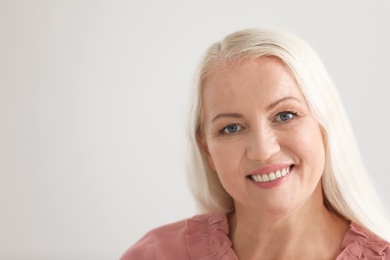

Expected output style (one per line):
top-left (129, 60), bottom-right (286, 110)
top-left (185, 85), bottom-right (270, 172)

top-left (276, 111), bottom-right (297, 122)
top-left (222, 124), bottom-right (242, 134)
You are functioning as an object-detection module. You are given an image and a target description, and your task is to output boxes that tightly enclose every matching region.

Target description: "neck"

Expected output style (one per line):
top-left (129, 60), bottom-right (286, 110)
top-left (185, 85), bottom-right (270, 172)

top-left (228, 185), bottom-right (349, 260)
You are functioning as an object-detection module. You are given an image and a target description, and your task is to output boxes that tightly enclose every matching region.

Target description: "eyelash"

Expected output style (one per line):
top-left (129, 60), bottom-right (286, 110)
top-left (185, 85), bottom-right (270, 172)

top-left (217, 110), bottom-right (298, 136)
top-left (219, 123), bottom-right (243, 135)
top-left (274, 110), bottom-right (298, 122)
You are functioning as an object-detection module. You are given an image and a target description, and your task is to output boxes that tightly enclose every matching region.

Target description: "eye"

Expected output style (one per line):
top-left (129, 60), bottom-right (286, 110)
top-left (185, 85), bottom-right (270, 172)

top-left (221, 123), bottom-right (242, 134)
top-left (275, 111), bottom-right (297, 122)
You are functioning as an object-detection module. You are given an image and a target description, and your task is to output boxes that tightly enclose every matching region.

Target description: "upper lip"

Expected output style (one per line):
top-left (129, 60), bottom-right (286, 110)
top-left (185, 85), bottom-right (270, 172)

top-left (248, 163), bottom-right (293, 176)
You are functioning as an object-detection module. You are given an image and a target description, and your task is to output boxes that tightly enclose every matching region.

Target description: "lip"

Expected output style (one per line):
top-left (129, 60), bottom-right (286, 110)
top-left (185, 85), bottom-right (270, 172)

top-left (247, 163), bottom-right (294, 190)
top-left (248, 163), bottom-right (292, 176)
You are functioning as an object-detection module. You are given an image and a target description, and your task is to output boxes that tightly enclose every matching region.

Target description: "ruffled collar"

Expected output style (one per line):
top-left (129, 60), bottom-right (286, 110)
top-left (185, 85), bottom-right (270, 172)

top-left (186, 213), bottom-right (238, 260)
top-left (336, 222), bottom-right (390, 259)
top-left (186, 213), bottom-right (389, 260)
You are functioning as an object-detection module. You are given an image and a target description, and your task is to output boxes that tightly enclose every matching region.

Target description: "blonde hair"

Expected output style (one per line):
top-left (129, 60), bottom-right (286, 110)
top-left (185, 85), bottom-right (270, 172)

top-left (187, 28), bottom-right (390, 241)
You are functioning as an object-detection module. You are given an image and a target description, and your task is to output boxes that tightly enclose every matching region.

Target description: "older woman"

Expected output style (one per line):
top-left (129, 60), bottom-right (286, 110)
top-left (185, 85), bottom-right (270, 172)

top-left (122, 28), bottom-right (390, 259)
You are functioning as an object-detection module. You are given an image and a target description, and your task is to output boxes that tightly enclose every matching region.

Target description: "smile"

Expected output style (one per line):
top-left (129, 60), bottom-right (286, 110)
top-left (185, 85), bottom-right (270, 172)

top-left (250, 166), bottom-right (292, 183)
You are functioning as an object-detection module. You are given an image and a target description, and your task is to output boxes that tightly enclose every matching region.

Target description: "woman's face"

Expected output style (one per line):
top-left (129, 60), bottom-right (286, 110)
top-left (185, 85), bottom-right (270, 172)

top-left (200, 57), bottom-right (326, 216)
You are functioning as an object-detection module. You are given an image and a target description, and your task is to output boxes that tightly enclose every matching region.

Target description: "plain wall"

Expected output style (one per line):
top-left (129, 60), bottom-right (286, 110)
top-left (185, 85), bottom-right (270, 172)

top-left (1, 0), bottom-right (389, 259)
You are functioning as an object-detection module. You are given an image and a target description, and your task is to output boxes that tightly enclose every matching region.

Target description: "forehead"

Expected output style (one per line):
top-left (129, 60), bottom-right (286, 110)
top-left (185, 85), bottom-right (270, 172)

top-left (201, 57), bottom-right (305, 114)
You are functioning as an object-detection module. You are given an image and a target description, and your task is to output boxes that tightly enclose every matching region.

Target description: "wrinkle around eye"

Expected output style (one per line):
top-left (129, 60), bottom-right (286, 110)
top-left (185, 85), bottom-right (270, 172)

top-left (222, 124), bottom-right (242, 134)
top-left (275, 111), bottom-right (296, 122)
top-left (208, 123), bottom-right (246, 138)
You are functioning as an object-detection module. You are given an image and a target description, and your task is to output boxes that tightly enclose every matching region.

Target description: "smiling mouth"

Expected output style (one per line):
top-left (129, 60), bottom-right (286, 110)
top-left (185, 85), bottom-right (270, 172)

top-left (248, 165), bottom-right (294, 183)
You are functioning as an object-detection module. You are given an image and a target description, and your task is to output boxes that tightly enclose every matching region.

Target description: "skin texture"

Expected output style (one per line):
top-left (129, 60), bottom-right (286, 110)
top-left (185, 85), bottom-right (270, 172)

top-left (200, 57), bottom-right (349, 259)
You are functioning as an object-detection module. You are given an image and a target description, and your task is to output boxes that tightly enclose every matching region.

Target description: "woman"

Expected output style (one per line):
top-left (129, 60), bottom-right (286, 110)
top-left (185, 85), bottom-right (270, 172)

top-left (121, 28), bottom-right (390, 259)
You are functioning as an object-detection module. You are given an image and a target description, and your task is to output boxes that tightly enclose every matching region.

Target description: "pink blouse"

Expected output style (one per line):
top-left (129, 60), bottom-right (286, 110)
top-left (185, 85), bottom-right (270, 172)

top-left (121, 213), bottom-right (390, 259)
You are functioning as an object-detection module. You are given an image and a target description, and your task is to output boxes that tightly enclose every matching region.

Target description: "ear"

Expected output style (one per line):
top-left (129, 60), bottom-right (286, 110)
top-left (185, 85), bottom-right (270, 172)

top-left (196, 133), bottom-right (216, 172)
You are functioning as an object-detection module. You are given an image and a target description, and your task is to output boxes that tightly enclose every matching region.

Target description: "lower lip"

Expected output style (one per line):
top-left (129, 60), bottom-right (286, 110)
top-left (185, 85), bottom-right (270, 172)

top-left (249, 168), bottom-right (293, 189)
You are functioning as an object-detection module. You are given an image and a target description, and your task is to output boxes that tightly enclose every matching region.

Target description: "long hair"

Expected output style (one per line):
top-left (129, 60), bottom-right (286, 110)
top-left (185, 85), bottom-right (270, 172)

top-left (187, 28), bottom-right (390, 241)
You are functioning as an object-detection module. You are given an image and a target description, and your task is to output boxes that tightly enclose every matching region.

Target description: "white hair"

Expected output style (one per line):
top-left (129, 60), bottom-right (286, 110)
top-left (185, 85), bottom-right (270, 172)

top-left (186, 28), bottom-right (390, 241)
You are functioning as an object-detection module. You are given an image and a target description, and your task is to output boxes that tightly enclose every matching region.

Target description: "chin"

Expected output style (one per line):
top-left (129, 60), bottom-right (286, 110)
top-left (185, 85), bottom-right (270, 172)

top-left (254, 199), bottom-right (304, 219)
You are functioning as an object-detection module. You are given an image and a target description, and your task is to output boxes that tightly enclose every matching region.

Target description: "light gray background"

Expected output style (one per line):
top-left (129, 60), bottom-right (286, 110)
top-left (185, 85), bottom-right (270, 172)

top-left (1, 0), bottom-right (389, 259)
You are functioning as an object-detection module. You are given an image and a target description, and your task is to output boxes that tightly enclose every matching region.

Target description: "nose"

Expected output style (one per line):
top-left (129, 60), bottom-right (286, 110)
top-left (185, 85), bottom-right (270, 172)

top-left (246, 126), bottom-right (281, 162)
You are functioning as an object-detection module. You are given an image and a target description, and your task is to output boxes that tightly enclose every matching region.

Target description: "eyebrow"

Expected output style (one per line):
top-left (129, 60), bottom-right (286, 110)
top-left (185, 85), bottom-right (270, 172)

top-left (212, 113), bottom-right (243, 123)
top-left (267, 96), bottom-right (301, 110)
top-left (211, 96), bottom-right (301, 123)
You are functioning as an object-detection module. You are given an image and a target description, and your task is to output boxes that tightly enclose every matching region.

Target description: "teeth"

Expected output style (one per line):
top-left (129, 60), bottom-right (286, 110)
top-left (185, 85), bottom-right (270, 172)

top-left (250, 166), bottom-right (291, 183)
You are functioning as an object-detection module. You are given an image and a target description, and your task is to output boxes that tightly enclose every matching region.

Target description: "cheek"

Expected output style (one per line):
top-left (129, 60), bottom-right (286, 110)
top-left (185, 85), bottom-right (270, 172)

top-left (207, 140), bottom-right (248, 198)
top-left (307, 125), bottom-right (325, 157)
top-left (279, 120), bottom-right (325, 167)
top-left (294, 122), bottom-right (326, 172)
top-left (207, 140), bottom-right (246, 174)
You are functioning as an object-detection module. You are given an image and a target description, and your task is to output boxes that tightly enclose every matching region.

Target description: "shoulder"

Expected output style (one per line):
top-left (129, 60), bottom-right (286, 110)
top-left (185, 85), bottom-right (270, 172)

top-left (120, 216), bottom-right (190, 260)
top-left (337, 222), bottom-right (390, 260)
top-left (120, 213), bottom-right (234, 260)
